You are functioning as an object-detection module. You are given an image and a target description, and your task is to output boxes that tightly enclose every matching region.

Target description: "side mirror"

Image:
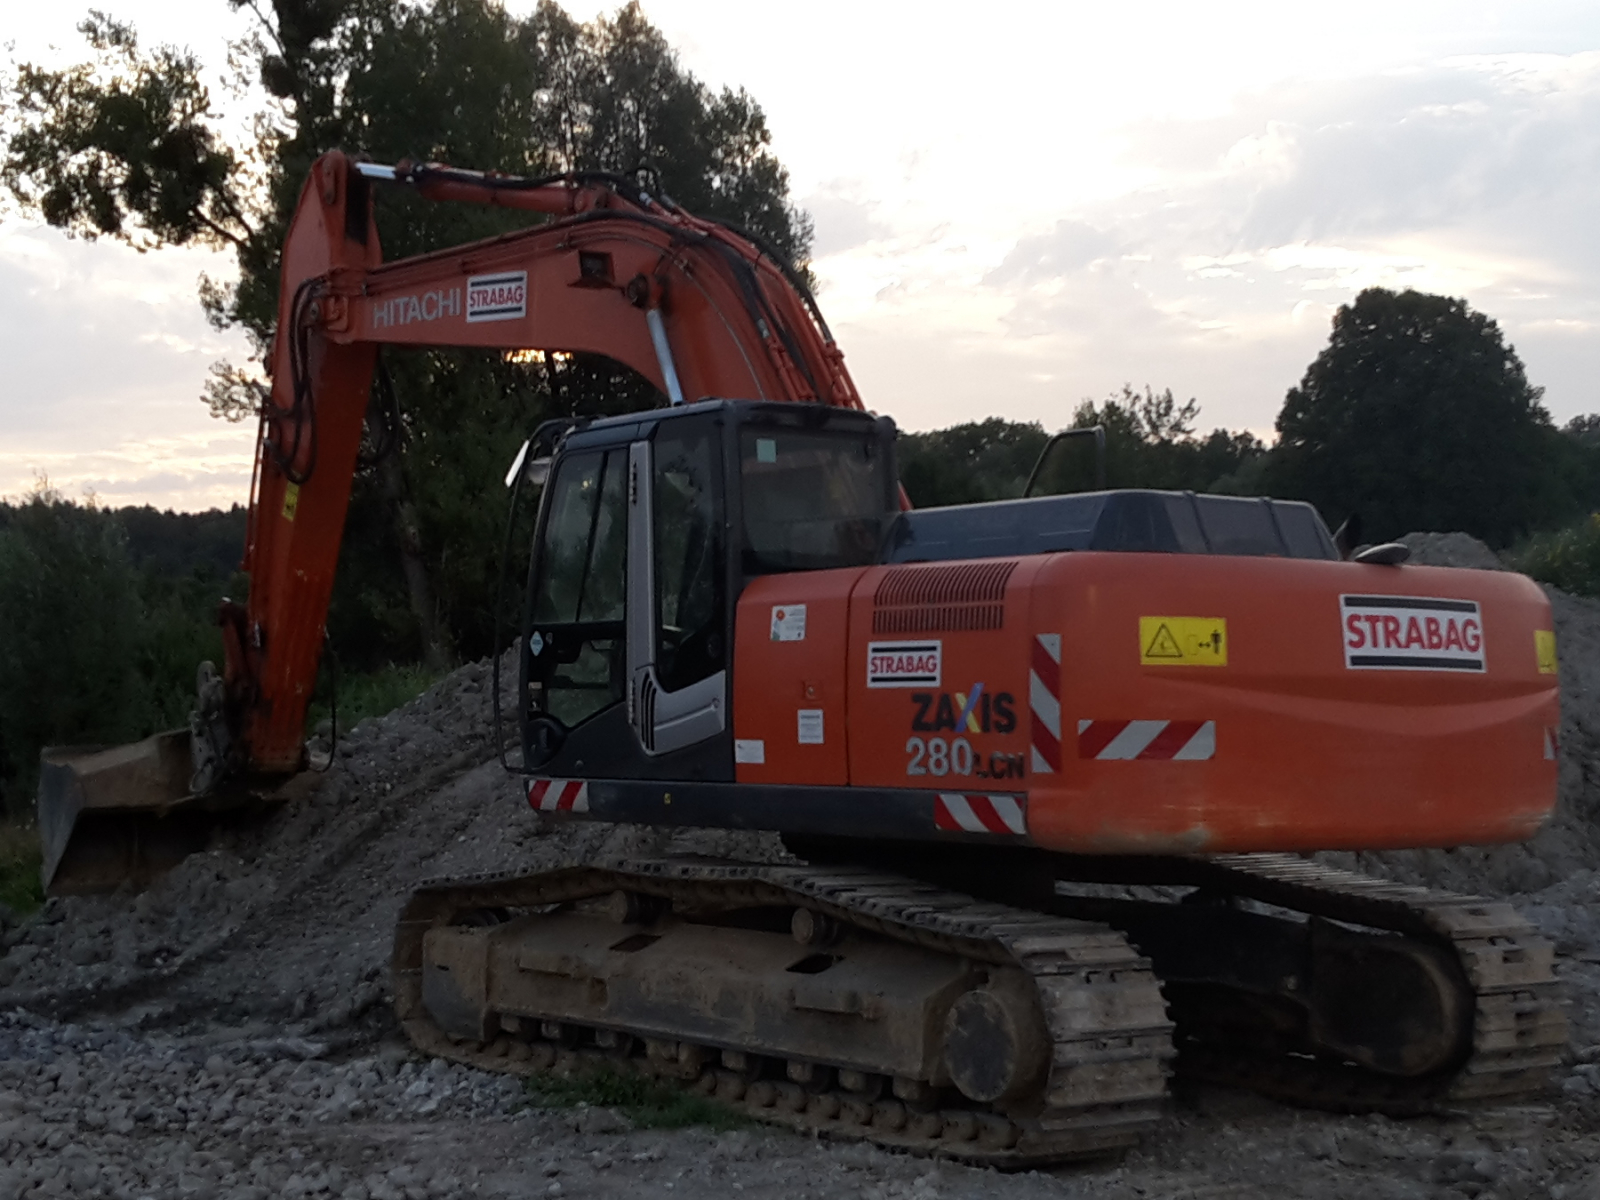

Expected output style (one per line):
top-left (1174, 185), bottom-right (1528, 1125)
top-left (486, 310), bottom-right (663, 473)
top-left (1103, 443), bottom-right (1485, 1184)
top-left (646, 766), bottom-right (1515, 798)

top-left (1024, 426), bottom-right (1107, 498)
top-left (503, 438), bottom-right (552, 489)
top-left (1352, 542), bottom-right (1411, 566)
top-left (1332, 513), bottom-right (1363, 560)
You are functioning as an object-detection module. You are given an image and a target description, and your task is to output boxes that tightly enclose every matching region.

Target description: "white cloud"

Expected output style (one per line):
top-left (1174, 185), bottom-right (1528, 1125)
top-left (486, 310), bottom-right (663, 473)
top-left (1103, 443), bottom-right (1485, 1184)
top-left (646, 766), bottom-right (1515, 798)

top-left (0, 222), bottom-right (256, 506)
top-left (5, 2), bottom-right (1600, 503)
top-left (852, 51), bottom-right (1600, 433)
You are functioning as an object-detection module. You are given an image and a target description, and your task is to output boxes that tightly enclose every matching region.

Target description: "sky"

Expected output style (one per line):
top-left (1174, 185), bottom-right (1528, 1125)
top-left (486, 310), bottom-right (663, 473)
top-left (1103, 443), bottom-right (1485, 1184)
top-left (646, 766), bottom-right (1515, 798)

top-left (2, 1), bottom-right (1599, 509)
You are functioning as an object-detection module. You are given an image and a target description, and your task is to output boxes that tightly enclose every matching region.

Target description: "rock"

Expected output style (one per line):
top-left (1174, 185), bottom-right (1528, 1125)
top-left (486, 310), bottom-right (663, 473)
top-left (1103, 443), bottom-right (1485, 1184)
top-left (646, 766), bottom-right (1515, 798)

top-left (575, 1106), bottom-right (631, 1135)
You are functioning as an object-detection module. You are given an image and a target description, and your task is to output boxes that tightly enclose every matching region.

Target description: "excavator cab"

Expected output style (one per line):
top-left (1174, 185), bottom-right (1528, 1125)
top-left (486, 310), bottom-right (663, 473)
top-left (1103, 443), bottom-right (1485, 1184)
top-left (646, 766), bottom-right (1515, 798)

top-left (517, 399), bottom-right (898, 779)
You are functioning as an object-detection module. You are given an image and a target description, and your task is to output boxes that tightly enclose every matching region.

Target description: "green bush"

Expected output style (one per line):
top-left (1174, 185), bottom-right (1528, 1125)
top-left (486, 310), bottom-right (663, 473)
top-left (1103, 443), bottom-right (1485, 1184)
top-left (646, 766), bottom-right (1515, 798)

top-left (524, 1065), bottom-right (750, 1132)
top-left (0, 819), bottom-right (44, 915)
top-left (306, 662), bottom-right (451, 736)
top-left (1506, 514), bottom-right (1600, 597)
top-left (0, 489), bottom-right (232, 815)
top-left (0, 491), bottom-right (145, 812)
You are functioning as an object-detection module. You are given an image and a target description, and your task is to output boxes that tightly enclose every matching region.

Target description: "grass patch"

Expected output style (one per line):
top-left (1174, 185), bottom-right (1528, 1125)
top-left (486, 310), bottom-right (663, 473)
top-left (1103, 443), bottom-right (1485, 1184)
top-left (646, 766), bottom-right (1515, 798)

top-left (1507, 514), bottom-right (1600, 598)
top-left (306, 661), bottom-right (452, 735)
top-left (525, 1065), bottom-right (753, 1132)
top-left (0, 819), bottom-right (44, 916)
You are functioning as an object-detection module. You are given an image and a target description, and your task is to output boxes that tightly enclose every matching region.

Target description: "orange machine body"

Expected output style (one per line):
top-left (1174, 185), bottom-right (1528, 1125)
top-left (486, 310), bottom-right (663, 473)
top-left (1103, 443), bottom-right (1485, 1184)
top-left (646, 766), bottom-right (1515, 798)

top-left (733, 553), bottom-right (1558, 854)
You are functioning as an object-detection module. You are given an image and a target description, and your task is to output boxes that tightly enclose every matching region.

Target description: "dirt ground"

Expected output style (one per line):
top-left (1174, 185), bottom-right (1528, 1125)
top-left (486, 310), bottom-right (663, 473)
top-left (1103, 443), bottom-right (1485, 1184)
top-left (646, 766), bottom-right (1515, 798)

top-left (2, 532), bottom-right (1598, 1199)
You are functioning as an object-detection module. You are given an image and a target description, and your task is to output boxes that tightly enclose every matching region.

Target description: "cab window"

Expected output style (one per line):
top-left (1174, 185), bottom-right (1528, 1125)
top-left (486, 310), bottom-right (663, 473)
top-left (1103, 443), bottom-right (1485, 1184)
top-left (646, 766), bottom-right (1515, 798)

top-left (653, 421), bottom-right (725, 693)
top-left (740, 428), bottom-right (888, 573)
top-left (528, 448), bottom-right (627, 725)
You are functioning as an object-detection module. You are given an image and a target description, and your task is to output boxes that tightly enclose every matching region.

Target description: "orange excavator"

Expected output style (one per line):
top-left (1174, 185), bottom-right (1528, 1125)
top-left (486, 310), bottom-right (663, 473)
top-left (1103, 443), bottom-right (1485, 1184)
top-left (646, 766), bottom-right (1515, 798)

top-left (40, 152), bottom-right (1566, 1165)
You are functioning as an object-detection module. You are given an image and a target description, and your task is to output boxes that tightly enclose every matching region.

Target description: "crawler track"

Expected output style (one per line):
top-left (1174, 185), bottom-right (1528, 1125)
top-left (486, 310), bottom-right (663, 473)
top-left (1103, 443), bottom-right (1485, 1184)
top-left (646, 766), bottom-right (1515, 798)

top-left (393, 858), bottom-right (1174, 1167)
top-left (1078, 853), bottom-right (1568, 1114)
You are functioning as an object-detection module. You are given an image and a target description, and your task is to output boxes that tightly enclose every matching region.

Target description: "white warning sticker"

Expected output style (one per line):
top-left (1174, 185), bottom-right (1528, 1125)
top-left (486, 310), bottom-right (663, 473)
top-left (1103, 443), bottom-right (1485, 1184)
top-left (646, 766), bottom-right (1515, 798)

top-left (770, 604), bottom-right (807, 642)
top-left (734, 739), bottom-right (766, 764)
top-left (1341, 594), bottom-right (1485, 672)
top-left (867, 640), bottom-right (941, 688)
top-left (797, 709), bottom-right (824, 744)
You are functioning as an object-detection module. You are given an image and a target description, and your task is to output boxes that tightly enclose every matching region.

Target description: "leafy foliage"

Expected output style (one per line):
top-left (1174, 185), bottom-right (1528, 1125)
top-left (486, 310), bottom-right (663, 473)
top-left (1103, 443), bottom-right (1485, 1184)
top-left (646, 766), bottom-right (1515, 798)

top-left (1066, 385), bottom-right (1265, 494)
top-left (524, 1065), bottom-right (751, 1132)
top-left (0, 491), bottom-right (236, 815)
top-left (899, 387), bottom-right (1265, 509)
top-left (2, 12), bottom-right (249, 250)
top-left (1266, 287), bottom-right (1570, 546)
top-left (898, 418), bottom-right (1049, 507)
top-left (1507, 514), bottom-right (1600, 599)
top-left (0, 819), bottom-right (44, 915)
top-left (305, 660), bottom-right (450, 737)
top-left (3, 0), bottom-right (813, 673)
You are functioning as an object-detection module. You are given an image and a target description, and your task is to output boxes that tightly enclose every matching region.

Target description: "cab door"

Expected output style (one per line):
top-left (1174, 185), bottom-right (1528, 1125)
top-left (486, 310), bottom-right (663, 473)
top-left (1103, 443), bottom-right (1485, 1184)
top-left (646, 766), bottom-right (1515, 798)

top-left (626, 413), bottom-right (729, 754)
top-left (524, 444), bottom-right (630, 731)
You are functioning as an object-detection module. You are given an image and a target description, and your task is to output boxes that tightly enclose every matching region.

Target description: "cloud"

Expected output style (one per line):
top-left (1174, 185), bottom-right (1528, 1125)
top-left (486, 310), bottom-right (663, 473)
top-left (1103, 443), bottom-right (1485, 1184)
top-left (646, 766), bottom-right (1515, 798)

top-left (958, 52), bottom-right (1600, 430)
top-left (0, 222), bottom-right (256, 508)
top-left (803, 182), bottom-right (893, 257)
top-left (985, 220), bottom-right (1121, 286)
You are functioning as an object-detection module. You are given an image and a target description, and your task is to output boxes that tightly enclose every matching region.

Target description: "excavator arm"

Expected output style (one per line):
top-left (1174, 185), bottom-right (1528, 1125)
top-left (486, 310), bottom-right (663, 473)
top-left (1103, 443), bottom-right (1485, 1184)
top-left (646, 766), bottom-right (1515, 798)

top-left (233, 151), bottom-right (863, 774)
top-left (39, 150), bottom-right (864, 891)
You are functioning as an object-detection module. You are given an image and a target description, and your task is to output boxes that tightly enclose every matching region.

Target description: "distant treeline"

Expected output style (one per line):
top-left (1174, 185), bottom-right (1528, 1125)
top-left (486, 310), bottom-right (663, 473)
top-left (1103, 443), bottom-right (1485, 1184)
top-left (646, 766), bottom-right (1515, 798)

top-left (0, 497), bottom-right (245, 813)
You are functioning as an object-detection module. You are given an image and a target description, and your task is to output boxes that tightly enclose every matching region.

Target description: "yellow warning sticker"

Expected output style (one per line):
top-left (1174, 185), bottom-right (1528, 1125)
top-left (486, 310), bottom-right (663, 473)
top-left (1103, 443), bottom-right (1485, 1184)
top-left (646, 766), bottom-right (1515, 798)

top-left (1535, 629), bottom-right (1558, 675)
top-left (1140, 616), bottom-right (1228, 667)
top-left (282, 481), bottom-right (300, 522)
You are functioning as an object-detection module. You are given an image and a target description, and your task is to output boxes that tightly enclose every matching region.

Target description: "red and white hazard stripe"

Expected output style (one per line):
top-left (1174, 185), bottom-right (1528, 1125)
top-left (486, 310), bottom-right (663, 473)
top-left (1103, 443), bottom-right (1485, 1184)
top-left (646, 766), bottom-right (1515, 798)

top-left (1030, 633), bottom-right (1061, 774)
top-left (934, 793), bottom-right (1027, 836)
top-left (527, 778), bottom-right (590, 813)
top-left (1077, 719), bottom-right (1216, 761)
top-left (1545, 727), bottom-right (1560, 761)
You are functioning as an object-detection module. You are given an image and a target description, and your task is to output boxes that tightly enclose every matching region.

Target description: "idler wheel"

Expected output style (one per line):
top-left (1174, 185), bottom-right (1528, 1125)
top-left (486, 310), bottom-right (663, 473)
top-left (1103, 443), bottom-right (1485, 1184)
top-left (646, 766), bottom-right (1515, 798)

top-left (942, 972), bottom-right (1049, 1104)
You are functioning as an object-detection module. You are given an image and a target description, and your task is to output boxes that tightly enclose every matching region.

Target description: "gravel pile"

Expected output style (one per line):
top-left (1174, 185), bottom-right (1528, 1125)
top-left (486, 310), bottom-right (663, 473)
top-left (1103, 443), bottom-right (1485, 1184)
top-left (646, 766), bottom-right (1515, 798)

top-left (0, 533), bottom-right (1598, 1197)
top-left (0, 1010), bottom-right (528, 1200)
top-left (2, 1004), bottom-right (1598, 1200)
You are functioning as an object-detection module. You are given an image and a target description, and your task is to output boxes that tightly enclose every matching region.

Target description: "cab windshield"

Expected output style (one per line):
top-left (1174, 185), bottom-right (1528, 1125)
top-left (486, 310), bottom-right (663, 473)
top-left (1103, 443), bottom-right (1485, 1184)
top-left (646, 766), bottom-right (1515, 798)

top-left (739, 427), bottom-right (890, 573)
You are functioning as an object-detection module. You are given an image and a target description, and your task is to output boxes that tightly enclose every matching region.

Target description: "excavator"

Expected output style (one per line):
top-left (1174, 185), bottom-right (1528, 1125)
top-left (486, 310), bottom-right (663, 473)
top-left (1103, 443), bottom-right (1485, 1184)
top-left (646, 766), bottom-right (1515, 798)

top-left (38, 151), bottom-right (1565, 1166)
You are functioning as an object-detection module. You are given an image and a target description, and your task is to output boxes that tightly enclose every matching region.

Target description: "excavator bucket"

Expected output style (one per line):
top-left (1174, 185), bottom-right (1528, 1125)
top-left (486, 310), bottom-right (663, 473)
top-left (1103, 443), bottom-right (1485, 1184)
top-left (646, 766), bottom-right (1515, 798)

top-left (37, 730), bottom-right (216, 895)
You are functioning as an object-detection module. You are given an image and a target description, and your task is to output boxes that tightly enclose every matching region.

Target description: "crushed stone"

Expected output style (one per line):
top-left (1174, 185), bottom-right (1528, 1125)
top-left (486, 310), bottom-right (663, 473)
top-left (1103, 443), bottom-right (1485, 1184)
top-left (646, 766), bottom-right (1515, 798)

top-left (0, 534), bottom-right (1597, 1196)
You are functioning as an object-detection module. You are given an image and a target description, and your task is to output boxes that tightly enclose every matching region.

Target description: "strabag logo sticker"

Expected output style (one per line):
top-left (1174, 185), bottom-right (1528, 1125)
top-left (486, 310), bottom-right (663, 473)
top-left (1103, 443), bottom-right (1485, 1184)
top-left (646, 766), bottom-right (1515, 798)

top-left (1341, 595), bottom-right (1485, 672)
top-left (466, 271), bottom-right (527, 322)
top-left (867, 640), bottom-right (941, 688)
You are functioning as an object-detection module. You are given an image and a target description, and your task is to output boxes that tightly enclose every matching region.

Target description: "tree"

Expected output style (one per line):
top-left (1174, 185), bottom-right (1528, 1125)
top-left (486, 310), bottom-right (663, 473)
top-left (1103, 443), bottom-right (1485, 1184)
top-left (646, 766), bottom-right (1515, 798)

top-left (1266, 288), bottom-right (1565, 546)
top-left (4, 0), bottom-right (812, 670)
top-left (0, 490), bottom-right (143, 812)
top-left (898, 419), bottom-right (1049, 507)
top-left (1063, 385), bottom-right (1264, 495)
top-left (0, 490), bottom-right (238, 815)
top-left (897, 388), bottom-right (1264, 508)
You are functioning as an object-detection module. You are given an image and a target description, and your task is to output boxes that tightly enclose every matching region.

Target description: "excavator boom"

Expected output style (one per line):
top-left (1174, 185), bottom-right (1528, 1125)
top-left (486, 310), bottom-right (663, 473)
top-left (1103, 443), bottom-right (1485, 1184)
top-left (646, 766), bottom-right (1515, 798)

top-left (40, 150), bottom-right (862, 890)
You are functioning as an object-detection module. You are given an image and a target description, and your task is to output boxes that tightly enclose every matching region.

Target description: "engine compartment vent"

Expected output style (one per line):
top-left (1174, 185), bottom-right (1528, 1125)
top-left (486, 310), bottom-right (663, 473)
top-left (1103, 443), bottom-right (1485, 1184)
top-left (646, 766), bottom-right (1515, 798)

top-left (872, 560), bottom-right (1017, 634)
